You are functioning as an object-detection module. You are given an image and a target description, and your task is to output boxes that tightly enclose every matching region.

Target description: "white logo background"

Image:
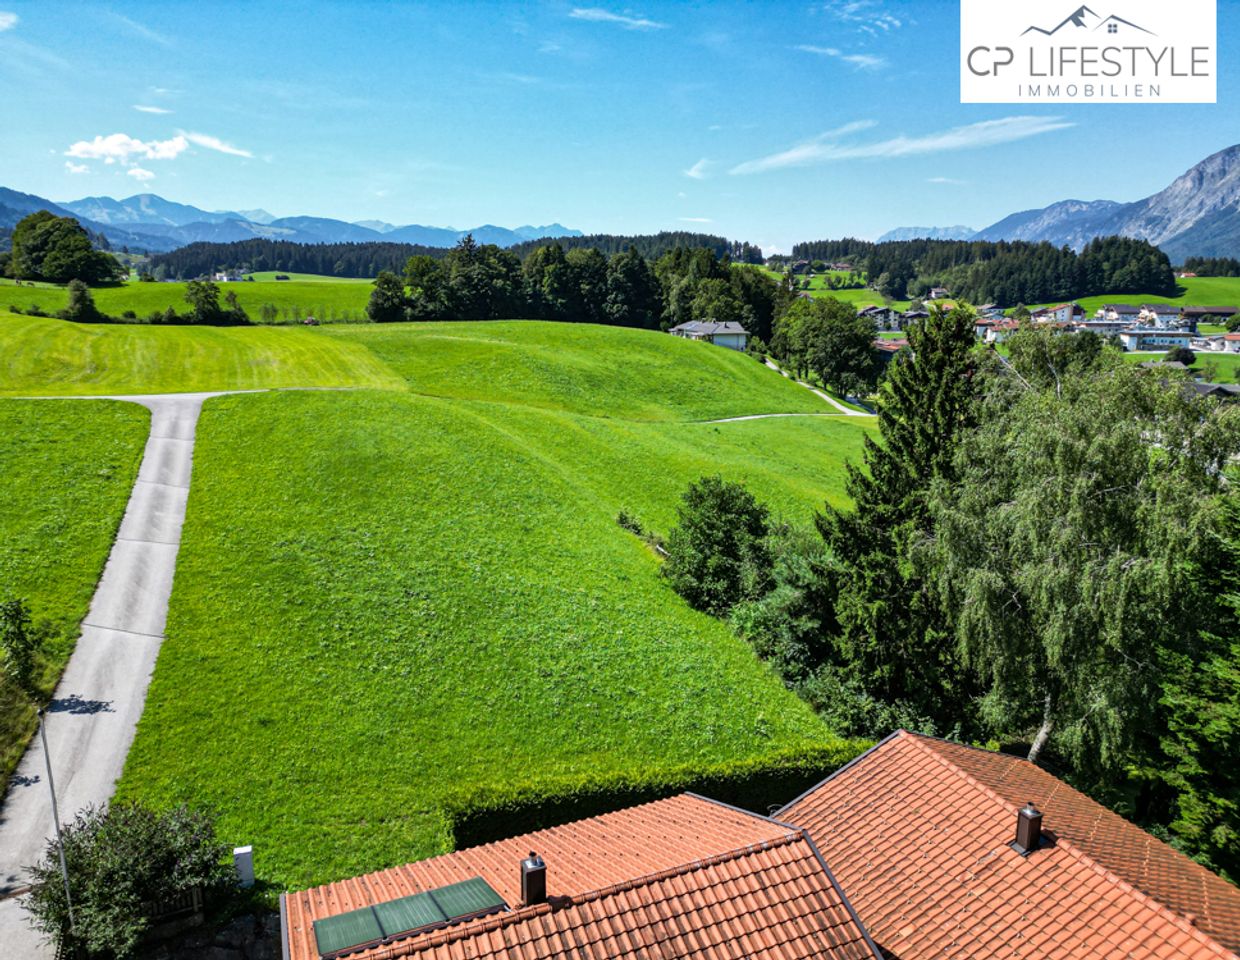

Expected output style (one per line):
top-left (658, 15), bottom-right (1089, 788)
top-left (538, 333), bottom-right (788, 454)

top-left (961, 0), bottom-right (1216, 103)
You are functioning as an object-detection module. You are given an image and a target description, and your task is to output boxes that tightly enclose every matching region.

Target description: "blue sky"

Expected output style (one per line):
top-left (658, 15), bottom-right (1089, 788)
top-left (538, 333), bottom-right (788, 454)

top-left (1, 1), bottom-right (1236, 251)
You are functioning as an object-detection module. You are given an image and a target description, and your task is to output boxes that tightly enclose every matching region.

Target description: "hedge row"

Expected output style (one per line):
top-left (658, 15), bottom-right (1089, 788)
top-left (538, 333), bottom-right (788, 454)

top-left (444, 738), bottom-right (870, 849)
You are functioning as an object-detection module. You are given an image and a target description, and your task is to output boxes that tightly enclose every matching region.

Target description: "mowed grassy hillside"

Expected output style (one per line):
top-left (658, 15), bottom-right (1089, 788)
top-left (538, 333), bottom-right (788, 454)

top-left (118, 389), bottom-right (869, 888)
top-left (115, 322), bottom-right (873, 888)
top-left (0, 276), bottom-right (371, 318)
top-left (0, 400), bottom-right (148, 778)
top-left (0, 312), bottom-right (403, 395)
top-left (1027, 276), bottom-right (1240, 314)
top-left (322, 321), bottom-right (832, 420)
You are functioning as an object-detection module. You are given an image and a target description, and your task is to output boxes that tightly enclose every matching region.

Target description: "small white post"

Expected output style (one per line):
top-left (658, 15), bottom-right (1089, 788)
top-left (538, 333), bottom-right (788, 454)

top-left (233, 845), bottom-right (254, 888)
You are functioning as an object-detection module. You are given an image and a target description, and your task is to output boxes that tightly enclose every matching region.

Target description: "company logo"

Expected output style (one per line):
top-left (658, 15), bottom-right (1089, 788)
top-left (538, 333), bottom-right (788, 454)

top-left (961, 0), bottom-right (1215, 103)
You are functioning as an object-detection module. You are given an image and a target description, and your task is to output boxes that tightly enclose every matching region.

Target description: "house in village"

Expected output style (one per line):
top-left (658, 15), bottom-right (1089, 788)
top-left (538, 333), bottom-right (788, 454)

top-left (668, 320), bottom-right (748, 351)
top-left (982, 318), bottom-right (1022, 344)
top-left (283, 730), bottom-right (1240, 960)
top-left (927, 286), bottom-right (951, 300)
top-left (873, 337), bottom-right (909, 368)
top-left (857, 304), bottom-right (902, 331)
top-left (1138, 303), bottom-right (1183, 328)
top-left (1181, 306), bottom-right (1238, 326)
top-left (1224, 333), bottom-right (1240, 354)
top-left (1095, 303), bottom-right (1143, 324)
top-left (1031, 302), bottom-right (1085, 324)
top-left (1118, 328), bottom-right (1193, 352)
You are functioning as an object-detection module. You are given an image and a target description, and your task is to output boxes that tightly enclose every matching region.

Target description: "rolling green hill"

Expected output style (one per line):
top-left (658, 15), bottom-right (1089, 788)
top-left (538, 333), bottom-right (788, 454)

top-left (320, 321), bottom-right (832, 421)
top-left (5, 313), bottom-right (871, 887)
top-left (117, 388), bottom-right (870, 889)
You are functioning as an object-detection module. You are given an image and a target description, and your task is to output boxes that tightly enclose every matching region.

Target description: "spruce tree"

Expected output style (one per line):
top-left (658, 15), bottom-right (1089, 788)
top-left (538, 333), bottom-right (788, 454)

top-left (817, 304), bottom-right (980, 722)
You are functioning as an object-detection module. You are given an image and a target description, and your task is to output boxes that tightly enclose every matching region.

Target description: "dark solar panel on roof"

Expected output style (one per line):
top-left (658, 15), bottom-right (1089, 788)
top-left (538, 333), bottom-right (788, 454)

top-left (312, 877), bottom-right (508, 958)
top-left (313, 907), bottom-right (383, 957)
top-left (373, 892), bottom-right (448, 938)
top-left (429, 877), bottom-right (507, 920)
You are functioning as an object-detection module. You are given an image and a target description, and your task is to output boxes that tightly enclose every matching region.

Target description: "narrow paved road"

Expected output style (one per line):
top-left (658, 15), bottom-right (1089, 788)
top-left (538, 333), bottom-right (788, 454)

top-left (763, 359), bottom-right (875, 416)
top-left (0, 392), bottom-right (232, 955)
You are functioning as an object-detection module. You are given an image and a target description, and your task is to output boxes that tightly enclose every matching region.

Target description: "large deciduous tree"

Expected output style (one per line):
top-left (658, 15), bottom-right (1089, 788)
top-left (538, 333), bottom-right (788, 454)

top-left (926, 360), bottom-right (1240, 772)
top-left (367, 270), bottom-right (408, 323)
top-left (8, 211), bottom-right (121, 285)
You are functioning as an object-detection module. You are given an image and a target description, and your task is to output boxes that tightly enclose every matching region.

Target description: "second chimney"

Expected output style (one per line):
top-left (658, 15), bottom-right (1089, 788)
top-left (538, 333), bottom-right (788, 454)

top-left (1012, 802), bottom-right (1043, 855)
top-left (521, 851), bottom-right (546, 905)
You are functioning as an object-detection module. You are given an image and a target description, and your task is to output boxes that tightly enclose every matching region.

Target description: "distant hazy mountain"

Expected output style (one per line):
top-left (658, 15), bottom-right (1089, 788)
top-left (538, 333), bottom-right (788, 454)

top-left (236, 208), bottom-right (276, 225)
top-left (877, 225), bottom-right (976, 243)
top-left (59, 193), bottom-right (245, 227)
top-left (353, 219), bottom-right (397, 234)
top-left (974, 145), bottom-right (1240, 258)
top-left (0, 187), bottom-right (181, 251)
top-left (3, 189), bottom-right (582, 253)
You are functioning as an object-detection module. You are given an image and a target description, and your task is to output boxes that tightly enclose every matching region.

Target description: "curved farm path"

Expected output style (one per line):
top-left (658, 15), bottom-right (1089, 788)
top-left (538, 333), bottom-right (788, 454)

top-left (763, 358), bottom-right (875, 416)
top-left (0, 391), bottom-right (255, 956)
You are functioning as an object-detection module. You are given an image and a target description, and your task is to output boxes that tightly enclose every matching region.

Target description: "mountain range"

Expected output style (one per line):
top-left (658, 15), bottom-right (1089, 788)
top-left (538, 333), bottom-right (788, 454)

top-left (881, 145), bottom-right (1240, 259)
top-left (877, 225), bottom-right (976, 243)
top-left (0, 188), bottom-right (581, 253)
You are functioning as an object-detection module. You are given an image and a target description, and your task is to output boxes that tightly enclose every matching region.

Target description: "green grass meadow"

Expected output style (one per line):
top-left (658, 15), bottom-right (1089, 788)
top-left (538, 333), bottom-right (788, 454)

top-left (117, 387), bottom-right (870, 888)
top-left (0, 312), bottom-right (403, 395)
top-left (0, 400), bottom-right (149, 779)
top-left (321, 321), bottom-right (833, 421)
top-left (0, 311), bottom-right (870, 887)
top-left (0, 276), bottom-right (372, 319)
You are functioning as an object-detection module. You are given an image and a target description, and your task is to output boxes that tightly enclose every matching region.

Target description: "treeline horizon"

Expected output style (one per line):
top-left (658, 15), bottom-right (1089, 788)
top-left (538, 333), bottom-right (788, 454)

top-left (791, 235), bottom-right (1178, 305)
top-left (145, 231), bottom-right (763, 280)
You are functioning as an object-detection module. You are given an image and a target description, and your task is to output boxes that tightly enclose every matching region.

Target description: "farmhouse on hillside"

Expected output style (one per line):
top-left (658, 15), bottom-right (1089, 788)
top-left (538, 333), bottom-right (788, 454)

top-left (285, 730), bottom-right (1240, 960)
top-left (668, 320), bottom-right (749, 351)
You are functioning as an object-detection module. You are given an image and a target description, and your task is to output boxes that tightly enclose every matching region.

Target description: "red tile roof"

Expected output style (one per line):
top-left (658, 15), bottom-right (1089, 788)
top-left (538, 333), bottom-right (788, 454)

top-left (283, 793), bottom-right (880, 960)
top-left (779, 731), bottom-right (1240, 960)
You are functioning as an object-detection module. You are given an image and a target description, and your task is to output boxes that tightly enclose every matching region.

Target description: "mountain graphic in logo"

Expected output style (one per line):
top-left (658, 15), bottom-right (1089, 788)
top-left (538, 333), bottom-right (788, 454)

top-left (1022, 5), bottom-right (1153, 36)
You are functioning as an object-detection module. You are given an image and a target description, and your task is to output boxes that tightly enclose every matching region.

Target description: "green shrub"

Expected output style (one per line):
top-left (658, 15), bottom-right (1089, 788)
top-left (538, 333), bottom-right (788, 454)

top-left (662, 475), bottom-right (771, 616)
top-left (24, 803), bottom-right (234, 959)
top-left (615, 508), bottom-right (645, 537)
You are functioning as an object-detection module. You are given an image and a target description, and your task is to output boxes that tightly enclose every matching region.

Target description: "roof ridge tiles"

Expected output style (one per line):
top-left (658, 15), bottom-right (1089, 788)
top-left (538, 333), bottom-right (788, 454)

top-left (355, 833), bottom-right (814, 960)
top-left (896, 733), bottom-right (1236, 959)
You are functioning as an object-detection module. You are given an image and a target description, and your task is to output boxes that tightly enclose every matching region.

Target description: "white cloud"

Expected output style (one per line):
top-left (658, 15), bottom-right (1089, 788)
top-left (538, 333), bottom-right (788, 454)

top-left (683, 157), bottom-right (711, 180)
top-left (127, 167), bottom-right (156, 182)
top-left (63, 129), bottom-right (251, 171)
top-left (730, 116), bottom-right (1074, 175)
top-left (569, 7), bottom-right (667, 30)
top-left (824, 0), bottom-right (903, 35)
top-left (107, 12), bottom-right (172, 46)
top-left (64, 161), bottom-right (89, 175)
top-left (679, 217), bottom-right (713, 223)
top-left (0, 11), bottom-right (17, 31)
top-left (65, 132), bottom-right (188, 164)
top-left (182, 131), bottom-right (252, 158)
top-left (794, 44), bottom-right (887, 70)
top-left (928, 176), bottom-right (967, 185)
top-left (133, 104), bottom-right (173, 114)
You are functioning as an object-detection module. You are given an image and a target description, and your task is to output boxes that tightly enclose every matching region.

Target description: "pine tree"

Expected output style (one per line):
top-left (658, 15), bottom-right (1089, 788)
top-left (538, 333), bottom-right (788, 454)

top-left (817, 304), bottom-right (981, 722)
